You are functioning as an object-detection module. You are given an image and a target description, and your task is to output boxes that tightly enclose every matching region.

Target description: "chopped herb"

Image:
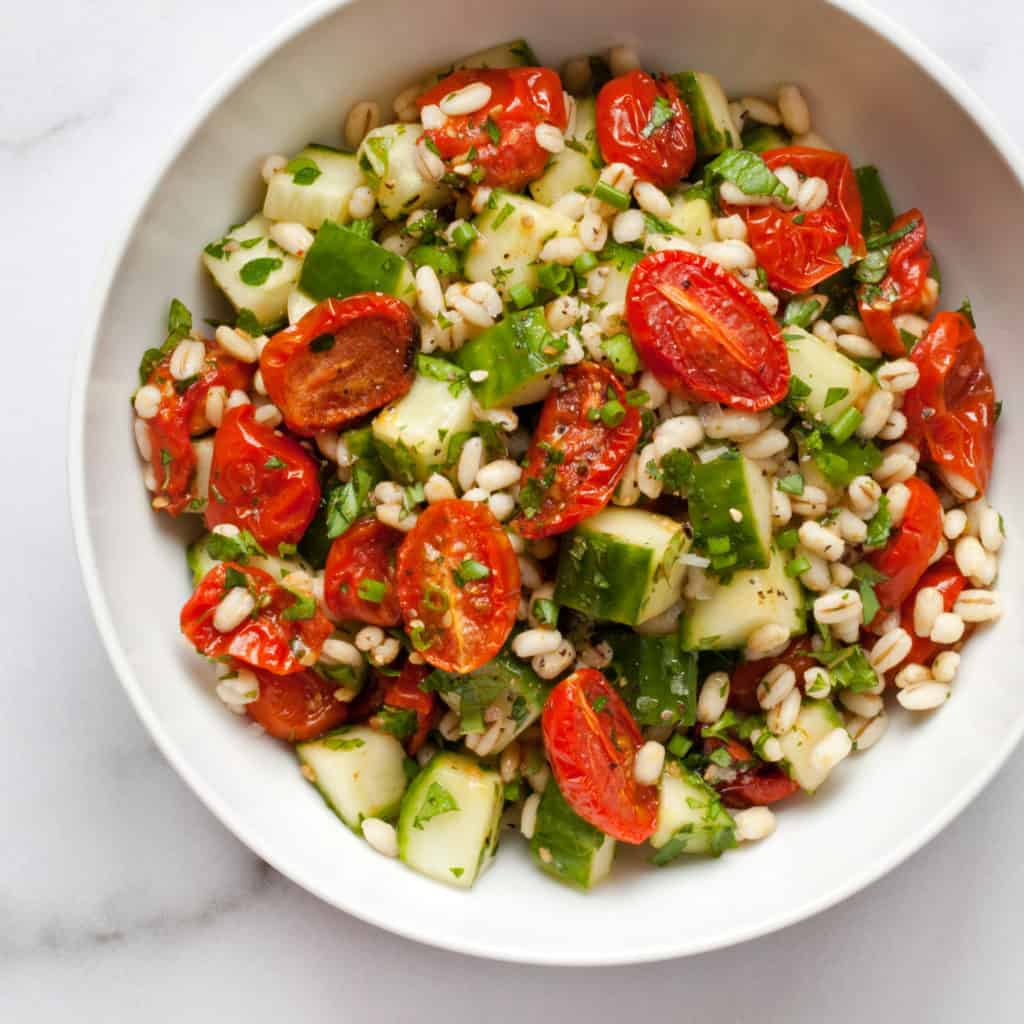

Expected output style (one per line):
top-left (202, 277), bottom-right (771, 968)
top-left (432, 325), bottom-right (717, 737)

top-left (493, 202), bottom-right (515, 229)
top-left (375, 705), bottom-right (417, 740)
top-left (709, 746), bottom-right (733, 768)
top-left (532, 597), bottom-right (559, 627)
top-left (704, 149), bottom-right (791, 200)
top-left (641, 95), bottom-right (676, 138)
top-left (323, 731), bottom-right (365, 751)
top-left (453, 558), bottom-right (491, 587)
top-left (783, 296), bottom-right (823, 329)
top-left (865, 494), bottom-right (891, 548)
top-left (239, 257), bottom-right (283, 286)
top-left (824, 386), bottom-right (849, 408)
top-left (601, 333), bottom-right (639, 374)
top-left (223, 566), bottom-right (248, 591)
top-left (788, 375), bottom-right (812, 402)
top-left (282, 591), bottom-right (317, 621)
top-left (778, 473), bottom-right (804, 495)
top-left (449, 866), bottom-right (465, 879)
top-left (592, 695), bottom-right (608, 712)
top-left (206, 529), bottom-right (265, 564)
top-left (536, 261), bottom-right (574, 295)
top-left (264, 455), bottom-right (285, 470)
top-left (413, 781), bottom-right (459, 829)
top-left (900, 328), bottom-right (919, 353)
top-left (593, 180), bottom-right (631, 210)
top-left (958, 297), bottom-right (976, 327)
top-left (660, 449), bottom-right (694, 495)
top-left (786, 554), bottom-right (811, 578)
top-left (866, 217), bottom-right (920, 251)
top-left (357, 578), bottom-right (387, 603)
top-left (285, 155), bottom-right (322, 185)
top-left (416, 353), bottom-right (468, 396)
top-left (485, 116), bottom-right (501, 144)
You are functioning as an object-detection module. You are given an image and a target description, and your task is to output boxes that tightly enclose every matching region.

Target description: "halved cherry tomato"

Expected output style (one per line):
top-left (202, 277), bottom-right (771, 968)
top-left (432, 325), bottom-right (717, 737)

top-left (204, 404), bottom-right (321, 552)
top-left (260, 296), bottom-right (417, 437)
top-left (903, 311), bottom-right (996, 497)
top-left (725, 147), bottom-right (865, 293)
top-left (858, 209), bottom-right (934, 357)
top-left (704, 737), bottom-right (800, 809)
top-left (595, 70), bottom-right (696, 190)
top-left (373, 662), bottom-right (439, 755)
top-left (625, 250), bottom-right (789, 411)
top-left (246, 668), bottom-right (349, 742)
top-left (867, 476), bottom-right (943, 623)
top-left (324, 518), bottom-right (403, 627)
top-left (395, 500), bottom-right (519, 673)
top-left (514, 362), bottom-right (641, 539)
top-left (143, 345), bottom-right (254, 515)
top-left (728, 638), bottom-right (817, 713)
top-left (542, 669), bottom-right (658, 844)
top-left (180, 562), bottom-right (333, 675)
top-left (416, 68), bottom-right (567, 192)
top-left (895, 556), bottom-right (969, 669)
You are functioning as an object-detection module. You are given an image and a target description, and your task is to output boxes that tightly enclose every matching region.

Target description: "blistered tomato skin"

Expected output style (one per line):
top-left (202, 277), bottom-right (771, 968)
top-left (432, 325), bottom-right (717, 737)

top-left (260, 295), bottom-right (418, 438)
top-left (542, 669), bottom-right (658, 844)
top-left (626, 250), bottom-right (789, 411)
top-left (376, 662), bottom-right (439, 755)
top-left (514, 362), bottom-right (641, 539)
top-left (246, 668), bottom-right (350, 742)
top-left (324, 518), bottom-right (403, 627)
top-left (895, 557), bottom-right (969, 669)
top-left (704, 737), bottom-right (799, 809)
top-left (204, 404), bottom-right (321, 552)
top-left (395, 500), bottom-right (520, 674)
top-left (596, 70), bottom-right (696, 190)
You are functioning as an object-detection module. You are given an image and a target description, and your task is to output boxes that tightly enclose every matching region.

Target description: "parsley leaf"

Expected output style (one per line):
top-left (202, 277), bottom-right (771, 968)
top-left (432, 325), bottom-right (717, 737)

top-left (413, 782), bottom-right (459, 829)
top-left (641, 95), bottom-right (675, 138)
top-left (704, 149), bottom-right (790, 200)
top-left (239, 258), bottom-right (283, 286)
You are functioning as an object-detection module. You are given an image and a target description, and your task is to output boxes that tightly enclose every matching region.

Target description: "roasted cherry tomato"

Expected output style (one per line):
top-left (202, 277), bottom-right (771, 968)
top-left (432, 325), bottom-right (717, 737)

top-left (542, 668), bottom-right (658, 844)
top-left (705, 737), bottom-right (800, 809)
top-left (626, 250), bottom-right (789, 411)
top-left (180, 562), bottom-right (333, 675)
top-left (858, 209), bottom-right (935, 357)
top-left (895, 556), bottom-right (969, 669)
top-left (416, 68), bottom-right (568, 192)
top-left (728, 638), bottom-right (817, 713)
top-left (260, 295), bottom-right (417, 437)
top-left (595, 70), bottom-right (696, 190)
top-left (204, 404), bottom-right (321, 552)
top-left (373, 662), bottom-right (439, 755)
top-left (324, 518), bottom-right (403, 627)
top-left (725, 147), bottom-right (865, 293)
top-left (143, 344), bottom-right (254, 515)
top-left (867, 476), bottom-right (943, 623)
top-left (395, 500), bottom-right (519, 674)
top-left (246, 668), bottom-right (349, 742)
top-left (514, 362), bottom-right (641, 539)
top-left (903, 311), bottom-right (996, 497)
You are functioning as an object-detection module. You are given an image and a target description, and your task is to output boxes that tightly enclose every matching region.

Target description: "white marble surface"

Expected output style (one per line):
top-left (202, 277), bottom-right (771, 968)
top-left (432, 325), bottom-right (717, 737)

top-left (4, 0), bottom-right (1024, 1018)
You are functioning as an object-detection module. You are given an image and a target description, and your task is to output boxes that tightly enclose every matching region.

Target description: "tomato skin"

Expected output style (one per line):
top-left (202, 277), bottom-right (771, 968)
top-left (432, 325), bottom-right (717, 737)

top-left (416, 68), bottom-right (567, 191)
top-left (375, 663), bottom-right (439, 754)
top-left (903, 311), bottom-right (996, 496)
top-left (260, 296), bottom-right (417, 437)
top-left (180, 562), bottom-right (333, 675)
top-left (542, 669), bottom-right (658, 844)
top-left (324, 518), bottom-right (403, 627)
top-left (595, 70), bottom-right (696, 190)
top-left (203, 404), bottom-right (321, 552)
top-left (514, 362), bottom-right (641, 539)
top-left (245, 668), bottom-right (349, 741)
top-left (705, 737), bottom-right (800, 809)
top-left (867, 476), bottom-right (943, 623)
top-left (625, 250), bottom-right (789, 411)
top-left (395, 500), bottom-right (519, 674)
top-left (896, 557), bottom-right (969, 669)
top-left (726, 147), bottom-right (865, 293)
top-left (144, 345), bottom-right (254, 515)
top-left (858, 209), bottom-right (934, 357)
top-left (728, 639), bottom-right (817, 713)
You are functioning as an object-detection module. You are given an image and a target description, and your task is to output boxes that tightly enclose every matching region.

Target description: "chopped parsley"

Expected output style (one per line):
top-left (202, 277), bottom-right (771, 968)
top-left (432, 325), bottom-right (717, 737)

top-left (413, 782), bottom-right (459, 829)
top-left (452, 558), bottom-right (491, 587)
top-left (641, 95), bottom-right (676, 138)
top-left (239, 257), bottom-right (283, 286)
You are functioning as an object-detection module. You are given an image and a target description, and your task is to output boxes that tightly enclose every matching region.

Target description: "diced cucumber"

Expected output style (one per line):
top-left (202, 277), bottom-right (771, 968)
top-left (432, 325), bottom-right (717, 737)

top-left (650, 761), bottom-right (737, 860)
top-left (742, 124), bottom-right (790, 153)
top-left (672, 72), bottom-right (741, 158)
top-left (452, 308), bottom-right (563, 408)
top-left (464, 192), bottom-right (576, 299)
top-left (604, 629), bottom-right (697, 728)
top-left (530, 779), bottom-right (616, 889)
top-left (287, 287), bottom-right (318, 325)
top-left (191, 438), bottom-right (214, 512)
top-left (202, 213), bottom-right (301, 324)
top-left (186, 530), bottom-right (308, 585)
top-left (357, 123), bottom-right (451, 220)
top-left (667, 191), bottom-right (714, 245)
top-left (371, 372), bottom-right (474, 481)
top-left (297, 726), bottom-right (408, 831)
top-left (554, 508), bottom-right (688, 626)
top-left (681, 545), bottom-right (805, 651)
top-left (799, 430), bottom-right (882, 489)
top-left (784, 326), bottom-right (878, 427)
top-left (688, 450), bottom-right (772, 571)
top-left (263, 145), bottom-right (365, 230)
top-left (778, 699), bottom-right (845, 793)
top-left (397, 752), bottom-right (503, 888)
top-left (299, 220), bottom-right (415, 305)
top-left (597, 242), bottom-right (644, 308)
top-left (433, 39), bottom-right (537, 80)
top-left (424, 650), bottom-right (548, 741)
top-left (529, 97), bottom-right (599, 206)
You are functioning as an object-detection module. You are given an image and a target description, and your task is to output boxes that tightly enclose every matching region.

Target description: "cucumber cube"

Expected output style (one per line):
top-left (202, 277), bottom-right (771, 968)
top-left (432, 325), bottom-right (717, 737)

top-left (604, 630), bottom-right (697, 728)
top-left (784, 326), bottom-right (878, 427)
top-left (650, 762), bottom-right (737, 860)
top-left (671, 72), bottom-right (742, 158)
top-left (263, 145), bottom-right (365, 229)
top-left (530, 780), bottom-right (616, 889)
top-left (778, 699), bottom-right (845, 793)
top-left (529, 97), bottom-right (600, 206)
top-left (358, 123), bottom-right (451, 220)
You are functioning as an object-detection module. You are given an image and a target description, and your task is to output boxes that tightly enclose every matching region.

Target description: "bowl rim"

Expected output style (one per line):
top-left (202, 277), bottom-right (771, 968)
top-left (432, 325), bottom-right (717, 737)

top-left (68, 0), bottom-right (1024, 965)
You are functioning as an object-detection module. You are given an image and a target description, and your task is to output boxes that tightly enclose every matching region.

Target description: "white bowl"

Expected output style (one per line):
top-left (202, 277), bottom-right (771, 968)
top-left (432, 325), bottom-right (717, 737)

top-left (70, 0), bottom-right (1024, 964)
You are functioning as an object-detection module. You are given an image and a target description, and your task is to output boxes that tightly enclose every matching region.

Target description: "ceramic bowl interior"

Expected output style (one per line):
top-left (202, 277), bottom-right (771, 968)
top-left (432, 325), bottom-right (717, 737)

top-left (71, 0), bottom-right (1024, 964)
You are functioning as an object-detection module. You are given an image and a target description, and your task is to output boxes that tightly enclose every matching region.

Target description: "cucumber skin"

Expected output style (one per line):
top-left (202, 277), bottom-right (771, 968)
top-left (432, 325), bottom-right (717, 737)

top-left (299, 221), bottom-right (409, 302)
top-left (453, 308), bottom-right (562, 408)
top-left (530, 780), bottom-right (614, 889)
top-left (604, 630), bottom-right (697, 728)
top-left (688, 451), bottom-right (770, 570)
top-left (651, 764), bottom-right (737, 860)
top-left (672, 72), bottom-right (740, 157)
top-left (741, 124), bottom-right (791, 153)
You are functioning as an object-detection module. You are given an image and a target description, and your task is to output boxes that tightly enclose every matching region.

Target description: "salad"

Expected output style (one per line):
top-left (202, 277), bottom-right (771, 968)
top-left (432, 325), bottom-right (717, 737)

top-left (131, 40), bottom-right (1004, 890)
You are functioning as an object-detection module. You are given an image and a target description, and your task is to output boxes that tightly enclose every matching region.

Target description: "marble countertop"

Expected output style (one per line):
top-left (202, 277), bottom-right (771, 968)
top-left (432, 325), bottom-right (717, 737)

top-left (4, 1), bottom-right (1023, 1018)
